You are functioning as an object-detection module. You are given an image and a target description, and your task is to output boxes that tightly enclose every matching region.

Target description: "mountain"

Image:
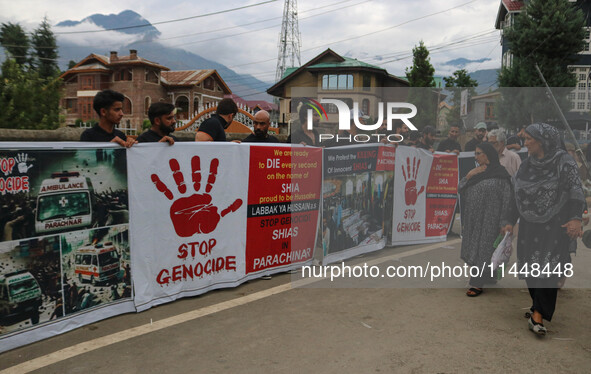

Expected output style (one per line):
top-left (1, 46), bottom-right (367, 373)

top-left (469, 68), bottom-right (499, 94)
top-left (55, 11), bottom-right (271, 100)
top-left (443, 57), bottom-right (491, 68)
top-left (56, 10), bottom-right (161, 41)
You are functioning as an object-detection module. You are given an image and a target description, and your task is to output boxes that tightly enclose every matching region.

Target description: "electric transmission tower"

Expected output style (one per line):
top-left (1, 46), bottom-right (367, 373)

top-left (275, 0), bottom-right (302, 83)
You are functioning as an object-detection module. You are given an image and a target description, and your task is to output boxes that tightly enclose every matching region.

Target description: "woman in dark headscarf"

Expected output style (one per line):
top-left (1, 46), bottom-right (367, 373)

top-left (511, 123), bottom-right (584, 336)
top-left (459, 142), bottom-right (513, 297)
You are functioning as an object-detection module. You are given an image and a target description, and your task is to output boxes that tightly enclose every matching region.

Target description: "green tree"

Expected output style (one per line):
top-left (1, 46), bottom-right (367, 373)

top-left (405, 41), bottom-right (437, 128)
top-left (497, 0), bottom-right (585, 129)
top-left (444, 69), bottom-right (478, 126)
top-left (0, 22), bottom-right (30, 66)
top-left (0, 19), bottom-right (61, 129)
top-left (31, 17), bottom-right (59, 80)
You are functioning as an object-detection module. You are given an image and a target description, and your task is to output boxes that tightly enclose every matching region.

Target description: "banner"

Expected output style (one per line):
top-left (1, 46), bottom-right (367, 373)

top-left (322, 144), bottom-right (395, 264)
top-left (128, 143), bottom-right (249, 312)
top-left (0, 144), bottom-right (134, 353)
top-left (246, 145), bottom-right (322, 274)
top-left (391, 147), bottom-right (458, 245)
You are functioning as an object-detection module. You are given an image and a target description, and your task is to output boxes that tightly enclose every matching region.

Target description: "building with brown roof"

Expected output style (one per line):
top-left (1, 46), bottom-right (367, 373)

top-left (60, 50), bottom-right (232, 132)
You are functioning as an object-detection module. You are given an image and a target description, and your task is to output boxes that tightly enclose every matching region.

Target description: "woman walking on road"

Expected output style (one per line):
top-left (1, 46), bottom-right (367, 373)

top-left (510, 123), bottom-right (584, 336)
top-left (459, 142), bottom-right (513, 297)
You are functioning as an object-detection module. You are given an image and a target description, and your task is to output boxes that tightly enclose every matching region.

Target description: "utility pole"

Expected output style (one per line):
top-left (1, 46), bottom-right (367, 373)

top-left (275, 0), bottom-right (302, 83)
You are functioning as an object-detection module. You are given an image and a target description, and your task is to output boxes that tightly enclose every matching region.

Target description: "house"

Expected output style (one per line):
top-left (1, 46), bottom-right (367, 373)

top-left (495, 0), bottom-right (591, 113)
top-left (60, 50), bottom-right (231, 131)
top-left (266, 49), bottom-right (410, 131)
top-left (465, 91), bottom-right (500, 129)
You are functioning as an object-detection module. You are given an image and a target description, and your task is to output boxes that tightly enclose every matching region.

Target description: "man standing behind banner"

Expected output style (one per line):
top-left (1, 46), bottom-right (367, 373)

top-left (136, 103), bottom-right (177, 144)
top-left (436, 124), bottom-right (462, 154)
top-left (80, 89), bottom-right (136, 147)
top-left (242, 110), bottom-right (279, 143)
top-left (464, 122), bottom-right (487, 152)
top-left (195, 98), bottom-right (238, 142)
top-left (415, 126), bottom-right (436, 152)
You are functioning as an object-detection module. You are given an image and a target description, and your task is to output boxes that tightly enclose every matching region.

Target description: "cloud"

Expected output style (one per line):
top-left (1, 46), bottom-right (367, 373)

top-left (54, 20), bottom-right (144, 50)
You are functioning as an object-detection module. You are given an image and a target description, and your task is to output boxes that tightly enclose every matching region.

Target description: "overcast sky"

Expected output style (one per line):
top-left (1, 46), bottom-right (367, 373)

top-left (0, 0), bottom-right (502, 83)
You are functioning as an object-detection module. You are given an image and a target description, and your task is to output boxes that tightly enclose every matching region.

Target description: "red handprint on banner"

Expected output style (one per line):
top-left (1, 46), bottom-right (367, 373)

top-left (402, 157), bottom-right (424, 206)
top-left (151, 157), bottom-right (243, 237)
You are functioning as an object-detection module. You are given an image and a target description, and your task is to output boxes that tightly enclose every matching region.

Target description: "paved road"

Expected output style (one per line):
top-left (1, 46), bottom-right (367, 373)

top-left (1, 232), bottom-right (591, 373)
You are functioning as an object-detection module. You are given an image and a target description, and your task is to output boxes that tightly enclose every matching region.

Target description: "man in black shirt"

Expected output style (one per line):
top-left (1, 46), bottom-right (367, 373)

top-left (416, 125), bottom-right (436, 151)
top-left (464, 122), bottom-right (487, 152)
top-left (436, 124), bottom-right (462, 154)
top-left (80, 90), bottom-right (136, 147)
top-left (195, 98), bottom-right (238, 142)
top-left (242, 110), bottom-right (279, 143)
top-left (136, 103), bottom-right (177, 144)
top-left (506, 125), bottom-right (526, 151)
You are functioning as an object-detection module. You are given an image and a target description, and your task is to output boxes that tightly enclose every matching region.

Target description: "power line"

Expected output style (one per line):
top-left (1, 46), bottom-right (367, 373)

top-left (227, 0), bottom-right (483, 69)
top-left (53, 0), bottom-right (280, 35)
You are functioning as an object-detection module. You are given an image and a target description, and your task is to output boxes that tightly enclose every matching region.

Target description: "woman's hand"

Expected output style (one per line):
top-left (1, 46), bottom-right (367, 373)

top-left (466, 165), bottom-right (487, 180)
top-left (561, 219), bottom-right (583, 239)
top-left (501, 225), bottom-right (513, 235)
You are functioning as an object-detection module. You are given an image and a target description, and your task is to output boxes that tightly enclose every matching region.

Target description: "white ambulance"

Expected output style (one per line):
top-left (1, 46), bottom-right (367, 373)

top-left (74, 242), bottom-right (120, 285)
top-left (35, 171), bottom-right (94, 234)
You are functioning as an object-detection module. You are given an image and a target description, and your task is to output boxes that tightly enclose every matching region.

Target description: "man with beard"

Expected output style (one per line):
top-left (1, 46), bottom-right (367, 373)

top-left (136, 103), bottom-right (177, 144)
top-left (416, 125), bottom-right (436, 152)
top-left (242, 110), bottom-right (279, 143)
top-left (464, 122), bottom-right (487, 152)
top-left (436, 124), bottom-right (462, 154)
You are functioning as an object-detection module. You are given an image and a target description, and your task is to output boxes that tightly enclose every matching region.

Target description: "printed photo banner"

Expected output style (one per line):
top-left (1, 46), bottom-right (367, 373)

top-left (246, 145), bottom-right (322, 275)
top-left (128, 143), bottom-right (249, 312)
top-left (0, 143), bottom-right (134, 353)
top-left (322, 144), bottom-right (396, 264)
top-left (391, 147), bottom-right (458, 245)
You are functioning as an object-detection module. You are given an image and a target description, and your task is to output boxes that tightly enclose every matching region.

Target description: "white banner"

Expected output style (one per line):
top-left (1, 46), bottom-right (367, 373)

top-left (391, 147), bottom-right (457, 245)
top-left (128, 143), bottom-right (249, 311)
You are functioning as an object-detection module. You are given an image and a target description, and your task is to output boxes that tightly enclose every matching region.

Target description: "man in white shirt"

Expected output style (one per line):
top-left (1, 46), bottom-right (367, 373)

top-left (488, 129), bottom-right (521, 177)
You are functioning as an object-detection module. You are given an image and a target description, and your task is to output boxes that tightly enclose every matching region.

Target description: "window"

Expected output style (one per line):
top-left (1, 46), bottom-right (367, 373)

top-left (577, 102), bottom-right (585, 110)
top-left (361, 99), bottom-right (370, 116)
top-left (363, 75), bottom-right (371, 91)
top-left (579, 83), bottom-right (586, 89)
top-left (569, 93), bottom-right (576, 100)
top-left (193, 97), bottom-right (200, 115)
top-left (585, 44), bottom-right (590, 52)
top-left (579, 92), bottom-right (586, 100)
top-left (175, 96), bottom-right (189, 120)
top-left (325, 98), bottom-right (353, 113)
top-left (144, 97), bottom-right (151, 116)
top-left (571, 101), bottom-right (576, 109)
top-left (485, 102), bottom-right (496, 121)
top-left (204, 77), bottom-right (214, 90)
top-left (586, 29), bottom-right (590, 39)
top-left (145, 70), bottom-right (158, 83)
top-left (80, 76), bottom-right (95, 90)
top-left (66, 99), bottom-right (77, 113)
top-left (123, 97), bottom-right (132, 115)
top-left (580, 74), bottom-right (587, 81)
top-left (114, 69), bottom-right (132, 81)
top-left (322, 74), bottom-right (354, 90)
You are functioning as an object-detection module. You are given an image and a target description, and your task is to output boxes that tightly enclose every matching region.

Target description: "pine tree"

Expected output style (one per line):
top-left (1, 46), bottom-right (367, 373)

top-left (444, 69), bottom-right (478, 126)
top-left (0, 23), bottom-right (30, 67)
top-left (497, 0), bottom-right (585, 129)
top-left (405, 41), bottom-right (437, 128)
top-left (31, 17), bottom-right (59, 80)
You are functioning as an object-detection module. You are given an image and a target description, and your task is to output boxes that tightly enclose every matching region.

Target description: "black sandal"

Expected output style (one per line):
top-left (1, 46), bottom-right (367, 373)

top-left (524, 307), bottom-right (534, 319)
top-left (466, 287), bottom-right (483, 297)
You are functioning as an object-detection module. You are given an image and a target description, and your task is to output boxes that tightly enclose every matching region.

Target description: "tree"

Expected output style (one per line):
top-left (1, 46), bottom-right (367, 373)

top-left (497, 0), bottom-right (585, 129)
top-left (444, 69), bottom-right (478, 126)
top-left (0, 19), bottom-right (61, 129)
top-left (405, 41), bottom-right (437, 128)
top-left (31, 17), bottom-right (59, 80)
top-left (0, 22), bottom-right (30, 66)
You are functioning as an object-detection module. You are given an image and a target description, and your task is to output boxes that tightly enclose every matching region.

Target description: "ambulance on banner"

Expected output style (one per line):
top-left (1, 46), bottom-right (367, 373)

top-left (74, 242), bottom-right (121, 285)
top-left (35, 171), bottom-right (95, 234)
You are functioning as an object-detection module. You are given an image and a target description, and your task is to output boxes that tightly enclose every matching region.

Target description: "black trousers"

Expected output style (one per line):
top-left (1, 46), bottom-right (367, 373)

top-left (525, 277), bottom-right (559, 322)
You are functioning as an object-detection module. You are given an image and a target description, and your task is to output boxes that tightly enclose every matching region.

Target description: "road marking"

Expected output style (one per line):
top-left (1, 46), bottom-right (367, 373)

top-left (1, 239), bottom-right (460, 374)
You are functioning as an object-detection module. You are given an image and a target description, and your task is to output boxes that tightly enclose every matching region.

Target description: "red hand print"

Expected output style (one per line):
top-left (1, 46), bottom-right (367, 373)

top-left (151, 157), bottom-right (243, 237)
top-left (402, 157), bottom-right (425, 206)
